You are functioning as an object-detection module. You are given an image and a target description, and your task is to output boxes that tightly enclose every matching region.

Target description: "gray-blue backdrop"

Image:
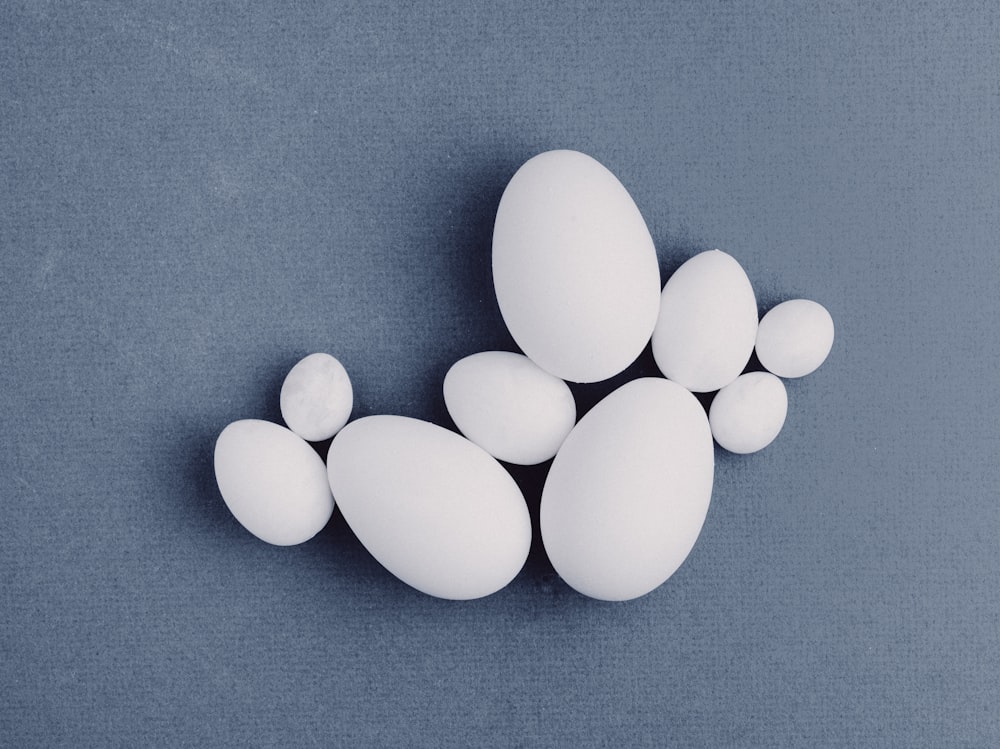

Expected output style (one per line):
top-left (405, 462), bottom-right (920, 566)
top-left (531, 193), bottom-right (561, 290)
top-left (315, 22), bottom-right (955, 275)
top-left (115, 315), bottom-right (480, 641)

top-left (3, 2), bottom-right (998, 746)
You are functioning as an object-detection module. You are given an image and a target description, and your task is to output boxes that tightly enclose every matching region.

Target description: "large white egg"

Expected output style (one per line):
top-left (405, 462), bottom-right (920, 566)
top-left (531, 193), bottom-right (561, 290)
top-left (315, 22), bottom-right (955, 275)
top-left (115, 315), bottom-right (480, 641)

top-left (540, 378), bottom-right (715, 601)
top-left (279, 352), bottom-right (353, 442)
top-left (651, 250), bottom-right (758, 392)
top-left (709, 371), bottom-right (788, 454)
top-left (214, 419), bottom-right (334, 545)
top-left (492, 150), bottom-right (661, 383)
top-left (444, 351), bottom-right (576, 465)
top-left (326, 415), bottom-right (531, 600)
top-left (756, 299), bottom-right (835, 378)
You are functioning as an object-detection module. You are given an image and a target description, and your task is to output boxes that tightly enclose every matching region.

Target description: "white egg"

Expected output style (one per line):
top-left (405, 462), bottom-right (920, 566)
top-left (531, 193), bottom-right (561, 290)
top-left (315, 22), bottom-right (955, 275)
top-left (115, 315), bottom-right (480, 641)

top-left (651, 250), bottom-right (758, 393)
top-left (709, 371), bottom-right (788, 454)
top-left (540, 378), bottom-right (715, 601)
top-left (279, 352), bottom-right (353, 442)
top-left (326, 415), bottom-right (531, 600)
top-left (756, 299), bottom-right (835, 378)
top-left (492, 150), bottom-right (661, 383)
top-left (443, 351), bottom-right (576, 465)
top-left (214, 419), bottom-right (334, 545)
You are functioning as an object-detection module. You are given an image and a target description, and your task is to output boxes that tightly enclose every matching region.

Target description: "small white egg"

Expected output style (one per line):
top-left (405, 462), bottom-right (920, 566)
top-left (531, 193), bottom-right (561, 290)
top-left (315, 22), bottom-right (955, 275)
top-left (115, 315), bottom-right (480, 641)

top-left (444, 351), bottom-right (576, 465)
top-left (280, 353), bottom-right (353, 442)
top-left (708, 372), bottom-right (788, 454)
top-left (755, 299), bottom-right (835, 378)
top-left (214, 419), bottom-right (334, 545)
top-left (651, 250), bottom-right (758, 393)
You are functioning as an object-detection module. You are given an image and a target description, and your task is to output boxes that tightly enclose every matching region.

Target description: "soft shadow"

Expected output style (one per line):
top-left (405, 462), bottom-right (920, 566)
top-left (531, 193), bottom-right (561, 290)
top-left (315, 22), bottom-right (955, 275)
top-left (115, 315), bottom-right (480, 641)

top-left (412, 155), bottom-right (524, 429)
top-left (177, 357), bottom-right (324, 536)
top-left (179, 419), bottom-right (236, 534)
top-left (568, 341), bottom-right (662, 421)
top-left (755, 285), bottom-right (788, 318)
top-left (741, 349), bottom-right (766, 375)
top-left (255, 358), bottom-right (296, 425)
top-left (502, 460), bottom-right (553, 581)
top-left (304, 505), bottom-right (419, 596)
top-left (654, 234), bottom-right (707, 284)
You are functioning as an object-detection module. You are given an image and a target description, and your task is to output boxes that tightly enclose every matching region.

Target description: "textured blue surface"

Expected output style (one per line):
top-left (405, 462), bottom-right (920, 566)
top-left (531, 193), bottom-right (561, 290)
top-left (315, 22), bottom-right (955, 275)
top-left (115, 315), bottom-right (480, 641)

top-left (3, 2), bottom-right (999, 746)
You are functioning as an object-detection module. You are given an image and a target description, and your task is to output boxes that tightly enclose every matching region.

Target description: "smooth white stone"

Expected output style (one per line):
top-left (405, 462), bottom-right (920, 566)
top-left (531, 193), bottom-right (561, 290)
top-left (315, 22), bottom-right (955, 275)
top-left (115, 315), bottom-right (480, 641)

top-left (214, 419), bottom-right (334, 545)
top-left (540, 378), bottom-right (715, 601)
top-left (651, 250), bottom-right (758, 393)
top-left (709, 371), bottom-right (788, 454)
top-left (280, 353), bottom-right (353, 442)
top-left (492, 149), bottom-right (661, 383)
top-left (755, 299), bottom-right (835, 378)
top-left (326, 415), bottom-right (531, 600)
top-left (444, 351), bottom-right (576, 465)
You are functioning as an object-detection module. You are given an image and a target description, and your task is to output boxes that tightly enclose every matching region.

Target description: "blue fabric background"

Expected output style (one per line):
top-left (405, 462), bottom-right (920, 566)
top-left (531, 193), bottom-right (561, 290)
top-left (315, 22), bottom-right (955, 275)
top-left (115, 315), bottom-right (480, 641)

top-left (3, 2), bottom-right (998, 746)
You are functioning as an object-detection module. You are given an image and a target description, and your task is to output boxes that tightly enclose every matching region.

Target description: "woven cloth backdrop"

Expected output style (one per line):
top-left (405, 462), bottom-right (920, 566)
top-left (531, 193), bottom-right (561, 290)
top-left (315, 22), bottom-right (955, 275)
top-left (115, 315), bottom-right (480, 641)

top-left (2, 2), bottom-right (998, 746)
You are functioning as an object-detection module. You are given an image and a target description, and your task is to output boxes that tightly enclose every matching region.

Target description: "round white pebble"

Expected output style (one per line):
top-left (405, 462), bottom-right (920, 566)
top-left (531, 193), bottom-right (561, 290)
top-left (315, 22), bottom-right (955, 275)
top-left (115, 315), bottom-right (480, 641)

top-left (651, 250), bottom-right (759, 393)
top-left (708, 372), bottom-right (788, 454)
top-left (755, 299), bottom-right (834, 378)
top-left (444, 351), bottom-right (576, 465)
top-left (214, 419), bottom-right (335, 545)
top-left (280, 353), bottom-right (353, 442)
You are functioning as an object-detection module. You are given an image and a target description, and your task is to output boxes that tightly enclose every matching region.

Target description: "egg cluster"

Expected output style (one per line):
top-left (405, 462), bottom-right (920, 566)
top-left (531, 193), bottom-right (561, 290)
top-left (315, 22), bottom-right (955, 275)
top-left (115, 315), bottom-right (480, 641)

top-left (214, 149), bottom-right (834, 602)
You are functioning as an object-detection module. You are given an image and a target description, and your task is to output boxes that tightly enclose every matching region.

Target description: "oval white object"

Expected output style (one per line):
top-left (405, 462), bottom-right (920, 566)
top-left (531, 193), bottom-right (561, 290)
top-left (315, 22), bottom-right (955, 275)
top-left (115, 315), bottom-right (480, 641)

top-left (214, 419), bottom-right (334, 545)
top-left (444, 351), bottom-right (576, 465)
top-left (280, 352), bottom-right (353, 442)
top-left (540, 378), bottom-right (715, 601)
top-left (326, 415), bottom-right (531, 600)
top-left (652, 250), bottom-right (758, 392)
top-left (709, 371), bottom-right (788, 454)
top-left (756, 299), bottom-right (835, 378)
top-left (492, 150), bottom-right (661, 383)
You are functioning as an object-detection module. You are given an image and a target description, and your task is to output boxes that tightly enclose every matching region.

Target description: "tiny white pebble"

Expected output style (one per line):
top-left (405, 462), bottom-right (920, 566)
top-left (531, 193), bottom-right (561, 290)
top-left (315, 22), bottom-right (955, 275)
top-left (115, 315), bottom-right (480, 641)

top-left (709, 371), bottom-right (788, 454)
top-left (280, 353), bottom-right (353, 442)
top-left (756, 299), bottom-right (834, 378)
